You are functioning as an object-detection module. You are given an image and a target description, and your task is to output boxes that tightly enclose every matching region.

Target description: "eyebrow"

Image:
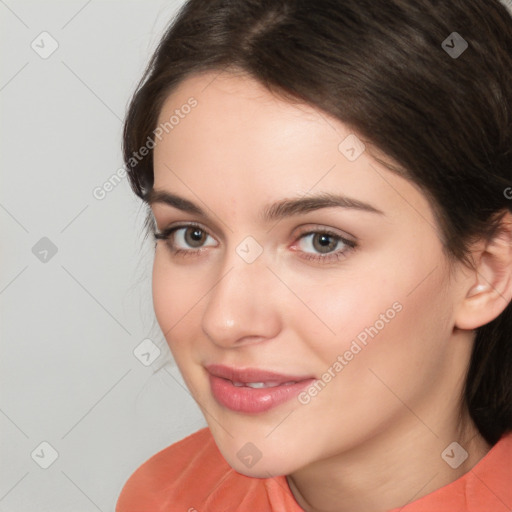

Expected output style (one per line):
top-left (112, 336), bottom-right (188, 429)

top-left (146, 189), bottom-right (385, 222)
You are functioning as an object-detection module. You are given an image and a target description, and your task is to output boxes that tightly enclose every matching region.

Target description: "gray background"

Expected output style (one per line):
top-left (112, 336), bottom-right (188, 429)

top-left (0, 1), bottom-right (206, 511)
top-left (2, 1), bottom-right (512, 511)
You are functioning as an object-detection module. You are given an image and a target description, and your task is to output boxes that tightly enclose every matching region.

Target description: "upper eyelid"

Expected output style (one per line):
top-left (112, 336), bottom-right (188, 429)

top-left (156, 223), bottom-right (355, 247)
top-left (155, 221), bottom-right (352, 235)
top-left (156, 221), bottom-right (214, 238)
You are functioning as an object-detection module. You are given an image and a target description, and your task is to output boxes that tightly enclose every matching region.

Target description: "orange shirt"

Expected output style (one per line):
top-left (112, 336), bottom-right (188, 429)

top-left (116, 428), bottom-right (512, 512)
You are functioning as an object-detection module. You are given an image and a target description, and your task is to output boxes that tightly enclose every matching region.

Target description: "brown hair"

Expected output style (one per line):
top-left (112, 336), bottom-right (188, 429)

top-left (123, 0), bottom-right (512, 445)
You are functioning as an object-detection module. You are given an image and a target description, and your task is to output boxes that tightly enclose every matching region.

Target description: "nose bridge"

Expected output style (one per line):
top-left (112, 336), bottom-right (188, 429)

top-left (215, 234), bottom-right (270, 300)
top-left (201, 241), bottom-right (279, 347)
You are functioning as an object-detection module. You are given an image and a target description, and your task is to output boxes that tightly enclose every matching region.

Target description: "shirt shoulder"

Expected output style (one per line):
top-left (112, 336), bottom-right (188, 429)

top-left (388, 431), bottom-right (512, 512)
top-left (115, 427), bottom-right (303, 512)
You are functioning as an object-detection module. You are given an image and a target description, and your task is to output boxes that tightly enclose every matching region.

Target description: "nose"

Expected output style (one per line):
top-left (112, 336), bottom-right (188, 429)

top-left (201, 251), bottom-right (281, 349)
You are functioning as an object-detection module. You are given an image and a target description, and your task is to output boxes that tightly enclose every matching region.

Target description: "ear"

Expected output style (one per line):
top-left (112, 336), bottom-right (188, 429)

top-left (454, 210), bottom-right (512, 330)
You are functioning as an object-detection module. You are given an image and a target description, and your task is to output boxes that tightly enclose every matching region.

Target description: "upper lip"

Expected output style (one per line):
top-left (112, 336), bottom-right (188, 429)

top-left (205, 364), bottom-right (314, 383)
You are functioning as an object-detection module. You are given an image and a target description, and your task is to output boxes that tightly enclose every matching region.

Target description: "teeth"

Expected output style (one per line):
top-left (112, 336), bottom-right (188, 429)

top-left (231, 381), bottom-right (297, 388)
top-left (246, 382), bottom-right (277, 388)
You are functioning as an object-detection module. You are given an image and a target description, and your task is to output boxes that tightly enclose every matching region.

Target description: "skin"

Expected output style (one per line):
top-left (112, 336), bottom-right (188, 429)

top-left (149, 69), bottom-right (512, 512)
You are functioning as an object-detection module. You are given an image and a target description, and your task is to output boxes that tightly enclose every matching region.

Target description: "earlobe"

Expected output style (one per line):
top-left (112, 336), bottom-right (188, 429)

top-left (454, 211), bottom-right (512, 331)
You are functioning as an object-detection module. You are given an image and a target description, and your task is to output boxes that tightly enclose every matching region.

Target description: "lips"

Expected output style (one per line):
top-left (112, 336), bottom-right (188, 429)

top-left (206, 364), bottom-right (312, 384)
top-left (205, 364), bottom-right (315, 413)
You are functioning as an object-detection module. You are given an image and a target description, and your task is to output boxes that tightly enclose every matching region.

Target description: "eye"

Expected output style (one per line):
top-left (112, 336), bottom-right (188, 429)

top-left (154, 223), bottom-right (357, 263)
top-left (154, 223), bottom-right (217, 256)
top-left (293, 229), bottom-right (357, 263)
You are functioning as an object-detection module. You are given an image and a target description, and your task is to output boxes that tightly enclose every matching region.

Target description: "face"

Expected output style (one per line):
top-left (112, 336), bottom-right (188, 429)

top-left (150, 70), bottom-right (470, 477)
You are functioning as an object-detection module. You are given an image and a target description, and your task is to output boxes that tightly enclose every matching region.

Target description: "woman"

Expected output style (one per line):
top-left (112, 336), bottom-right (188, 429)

top-left (116, 0), bottom-right (512, 510)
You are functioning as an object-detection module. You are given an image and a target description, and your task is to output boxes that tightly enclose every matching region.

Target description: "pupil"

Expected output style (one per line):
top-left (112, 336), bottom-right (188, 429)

top-left (186, 228), bottom-right (205, 247)
top-left (314, 233), bottom-right (336, 253)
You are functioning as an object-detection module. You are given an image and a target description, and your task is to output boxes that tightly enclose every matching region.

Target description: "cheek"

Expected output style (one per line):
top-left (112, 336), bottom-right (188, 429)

top-left (151, 249), bottom-right (205, 344)
top-left (300, 237), bottom-right (453, 363)
top-left (294, 257), bottom-right (454, 416)
top-left (289, 234), bottom-right (452, 374)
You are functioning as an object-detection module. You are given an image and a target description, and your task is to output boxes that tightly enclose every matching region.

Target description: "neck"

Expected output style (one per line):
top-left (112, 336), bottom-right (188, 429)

top-left (287, 409), bottom-right (491, 512)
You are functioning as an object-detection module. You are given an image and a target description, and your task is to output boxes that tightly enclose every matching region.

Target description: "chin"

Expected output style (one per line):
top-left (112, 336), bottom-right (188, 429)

top-left (227, 456), bottom-right (293, 479)
top-left (212, 434), bottom-right (300, 478)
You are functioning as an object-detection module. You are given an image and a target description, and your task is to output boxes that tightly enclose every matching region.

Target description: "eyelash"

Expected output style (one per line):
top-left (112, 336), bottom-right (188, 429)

top-left (153, 222), bottom-right (357, 264)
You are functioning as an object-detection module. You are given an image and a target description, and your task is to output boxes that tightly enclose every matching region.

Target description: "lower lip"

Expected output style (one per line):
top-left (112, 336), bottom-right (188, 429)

top-left (208, 374), bottom-right (315, 413)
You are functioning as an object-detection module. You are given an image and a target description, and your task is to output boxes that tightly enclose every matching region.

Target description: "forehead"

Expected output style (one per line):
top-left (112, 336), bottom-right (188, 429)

top-left (157, 69), bottom-right (323, 123)
top-left (154, 69), bottom-right (337, 168)
top-left (151, 70), bottom-right (435, 229)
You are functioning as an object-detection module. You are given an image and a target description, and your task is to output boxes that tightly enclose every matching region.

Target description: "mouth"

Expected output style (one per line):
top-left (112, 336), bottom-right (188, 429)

top-left (231, 380), bottom-right (299, 388)
top-left (205, 364), bottom-right (316, 413)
